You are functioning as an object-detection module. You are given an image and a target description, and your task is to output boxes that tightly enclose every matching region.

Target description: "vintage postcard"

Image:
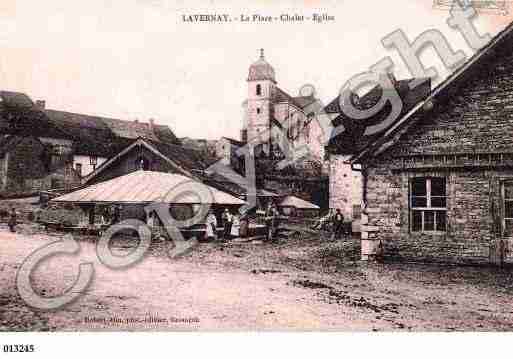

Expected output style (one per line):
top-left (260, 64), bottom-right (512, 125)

top-left (1, 0), bottom-right (513, 355)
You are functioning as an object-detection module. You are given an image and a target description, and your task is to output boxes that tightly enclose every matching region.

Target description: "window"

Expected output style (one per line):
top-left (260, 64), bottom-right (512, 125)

top-left (52, 144), bottom-right (68, 155)
top-left (256, 84), bottom-right (262, 96)
top-left (410, 177), bottom-right (447, 233)
top-left (256, 108), bottom-right (261, 114)
top-left (503, 181), bottom-right (513, 236)
top-left (75, 163), bottom-right (82, 176)
top-left (136, 156), bottom-right (150, 171)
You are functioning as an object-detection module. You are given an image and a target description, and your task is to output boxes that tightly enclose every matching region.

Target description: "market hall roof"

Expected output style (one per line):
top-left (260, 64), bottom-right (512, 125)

top-left (52, 170), bottom-right (246, 205)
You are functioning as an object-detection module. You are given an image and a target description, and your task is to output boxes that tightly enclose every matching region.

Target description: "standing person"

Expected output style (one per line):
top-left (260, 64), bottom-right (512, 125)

top-left (265, 203), bottom-right (279, 242)
top-left (222, 209), bottom-right (233, 240)
top-left (231, 212), bottom-right (240, 238)
top-left (205, 210), bottom-right (218, 241)
top-left (331, 209), bottom-right (344, 240)
top-left (111, 204), bottom-right (122, 225)
top-left (8, 207), bottom-right (17, 233)
top-left (147, 211), bottom-right (155, 228)
top-left (239, 213), bottom-right (249, 238)
top-left (146, 211), bottom-right (156, 238)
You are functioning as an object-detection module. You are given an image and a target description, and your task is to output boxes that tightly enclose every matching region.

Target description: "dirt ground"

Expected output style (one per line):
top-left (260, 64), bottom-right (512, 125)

top-left (1, 223), bottom-right (513, 331)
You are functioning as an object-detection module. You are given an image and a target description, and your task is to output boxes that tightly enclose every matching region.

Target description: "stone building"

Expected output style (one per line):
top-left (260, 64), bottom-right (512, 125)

top-left (0, 90), bottom-right (181, 196)
top-left (0, 92), bottom-right (79, 195)
top-left (180, 137), bottom-right (218, 158)
top-left (348, 23), bottom-right (513, 264)
top-left (215, 137), bottom-right (245, 173)
top-left (325, 75), bottom-right (431, 221)
top-left (43, 107), bottom-right (180, 177)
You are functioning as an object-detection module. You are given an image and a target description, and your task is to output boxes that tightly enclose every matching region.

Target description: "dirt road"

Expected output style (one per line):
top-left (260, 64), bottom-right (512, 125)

top-left (1, 225), bottom-right (513, 331)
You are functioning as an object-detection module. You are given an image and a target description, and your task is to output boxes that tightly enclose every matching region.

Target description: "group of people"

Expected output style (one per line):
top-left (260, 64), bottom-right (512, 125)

top-left (204, 202), bottom-right (281, 242)
top-left (205, 208), bottom-right (241, 241)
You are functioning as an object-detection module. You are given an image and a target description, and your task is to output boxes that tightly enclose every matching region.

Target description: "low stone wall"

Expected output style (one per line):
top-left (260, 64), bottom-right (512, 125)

top-left (381, 236), bottom-right (491, 265)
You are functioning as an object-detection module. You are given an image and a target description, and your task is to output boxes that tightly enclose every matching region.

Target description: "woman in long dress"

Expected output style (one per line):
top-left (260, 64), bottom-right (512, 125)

top-left (231, 213), bottom-right (240, 238)
top-left (205, 210), bottom-right (217, 241)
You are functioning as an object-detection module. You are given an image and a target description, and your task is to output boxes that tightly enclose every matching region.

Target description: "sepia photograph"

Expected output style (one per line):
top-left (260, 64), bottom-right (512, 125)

top-left (1, 0), bottom-right (513, 356)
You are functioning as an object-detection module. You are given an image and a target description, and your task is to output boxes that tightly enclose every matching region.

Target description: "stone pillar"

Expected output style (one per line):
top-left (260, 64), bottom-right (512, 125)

top-left (360, 210), bottom-right (383, 261)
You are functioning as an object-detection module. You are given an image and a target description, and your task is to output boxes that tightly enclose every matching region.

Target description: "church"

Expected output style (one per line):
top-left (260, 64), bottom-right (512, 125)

top-left (240, 50), bottom-right (325, 161)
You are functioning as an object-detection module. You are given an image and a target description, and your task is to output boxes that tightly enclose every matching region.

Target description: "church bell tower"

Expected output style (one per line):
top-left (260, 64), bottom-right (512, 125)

top-left (244, 49), bottom-right (276, 156)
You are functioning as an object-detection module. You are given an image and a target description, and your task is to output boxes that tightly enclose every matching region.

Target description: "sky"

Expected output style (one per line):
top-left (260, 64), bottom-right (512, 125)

top-left (0, 0), bottom-right (510, 140)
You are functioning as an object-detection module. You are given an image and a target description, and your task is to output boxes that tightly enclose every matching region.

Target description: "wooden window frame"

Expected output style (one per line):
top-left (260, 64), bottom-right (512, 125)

top-left (501, 180), bottom-right (513, 237)
top-left (410, 177), bottom-right (447, 234)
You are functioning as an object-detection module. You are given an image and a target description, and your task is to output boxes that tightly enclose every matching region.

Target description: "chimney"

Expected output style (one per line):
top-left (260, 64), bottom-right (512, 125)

top-left (134, 119), bottom-right (139, 124)
top-left (35, 100), bottom-right (46, 109)
top-left (149, 118), bottom-right (155, 132)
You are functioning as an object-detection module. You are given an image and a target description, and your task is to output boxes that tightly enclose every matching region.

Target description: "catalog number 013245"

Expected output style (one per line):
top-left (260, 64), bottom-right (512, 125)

top-left (3, 344), bottom-right (35, 353)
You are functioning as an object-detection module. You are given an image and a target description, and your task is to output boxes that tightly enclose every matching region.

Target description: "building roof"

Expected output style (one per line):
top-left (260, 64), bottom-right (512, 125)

top-left (1, 91), bottom-right (181, 158)
top-left (52, 170), bottom-right (245, 205)
top-left (325, 76), bottom-right (431, 155)
top-left (202, 171), bottom-right (280, 198)
top-left (0, 91), bottom-right (34, 108)
top-left (45, 109), bottom-right (180, 157)
top-left (272, 86), bottom-right (316, 110)
top-left (248, 50), bottom-right (276, 83)
top-left (291, 95), bottom-right (317, 109)
top-left (349, 21), bottom-right (513, 164)
top-left (0, 93), bottom-right (71, 140)
top-left (149, 139), bottom-right (218, 172)
top-left (279, 195), bottom-right (320, 210)
top-left (82, 138), bottom-right (218, 184)
top-left (221, 137), bottom-right (245, 147)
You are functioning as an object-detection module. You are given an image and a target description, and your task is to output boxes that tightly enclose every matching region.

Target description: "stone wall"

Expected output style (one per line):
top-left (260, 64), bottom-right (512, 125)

top-left (215, 138), bottom-right (231, 166)
top-left (360, 44), bottom-right (513, 264)
top-left (391, 46), bottom-right (513, 155)
top-left (329, 154), bottom-right (363, 219)
top-left (1, 136), bottom-right (80, 196)
top-left (364, 157), bottom-right (503, 264)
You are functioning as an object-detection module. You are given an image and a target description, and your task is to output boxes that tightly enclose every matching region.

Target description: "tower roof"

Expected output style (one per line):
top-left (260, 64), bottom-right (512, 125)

top-left (247, 49), bottom-right (276, 83)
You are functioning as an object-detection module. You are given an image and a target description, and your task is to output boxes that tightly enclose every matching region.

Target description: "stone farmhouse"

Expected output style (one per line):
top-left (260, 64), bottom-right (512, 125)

top-left (349, 23), bottom-right (513, 265)
top-left (0, 91), bottom-right (180, 197)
